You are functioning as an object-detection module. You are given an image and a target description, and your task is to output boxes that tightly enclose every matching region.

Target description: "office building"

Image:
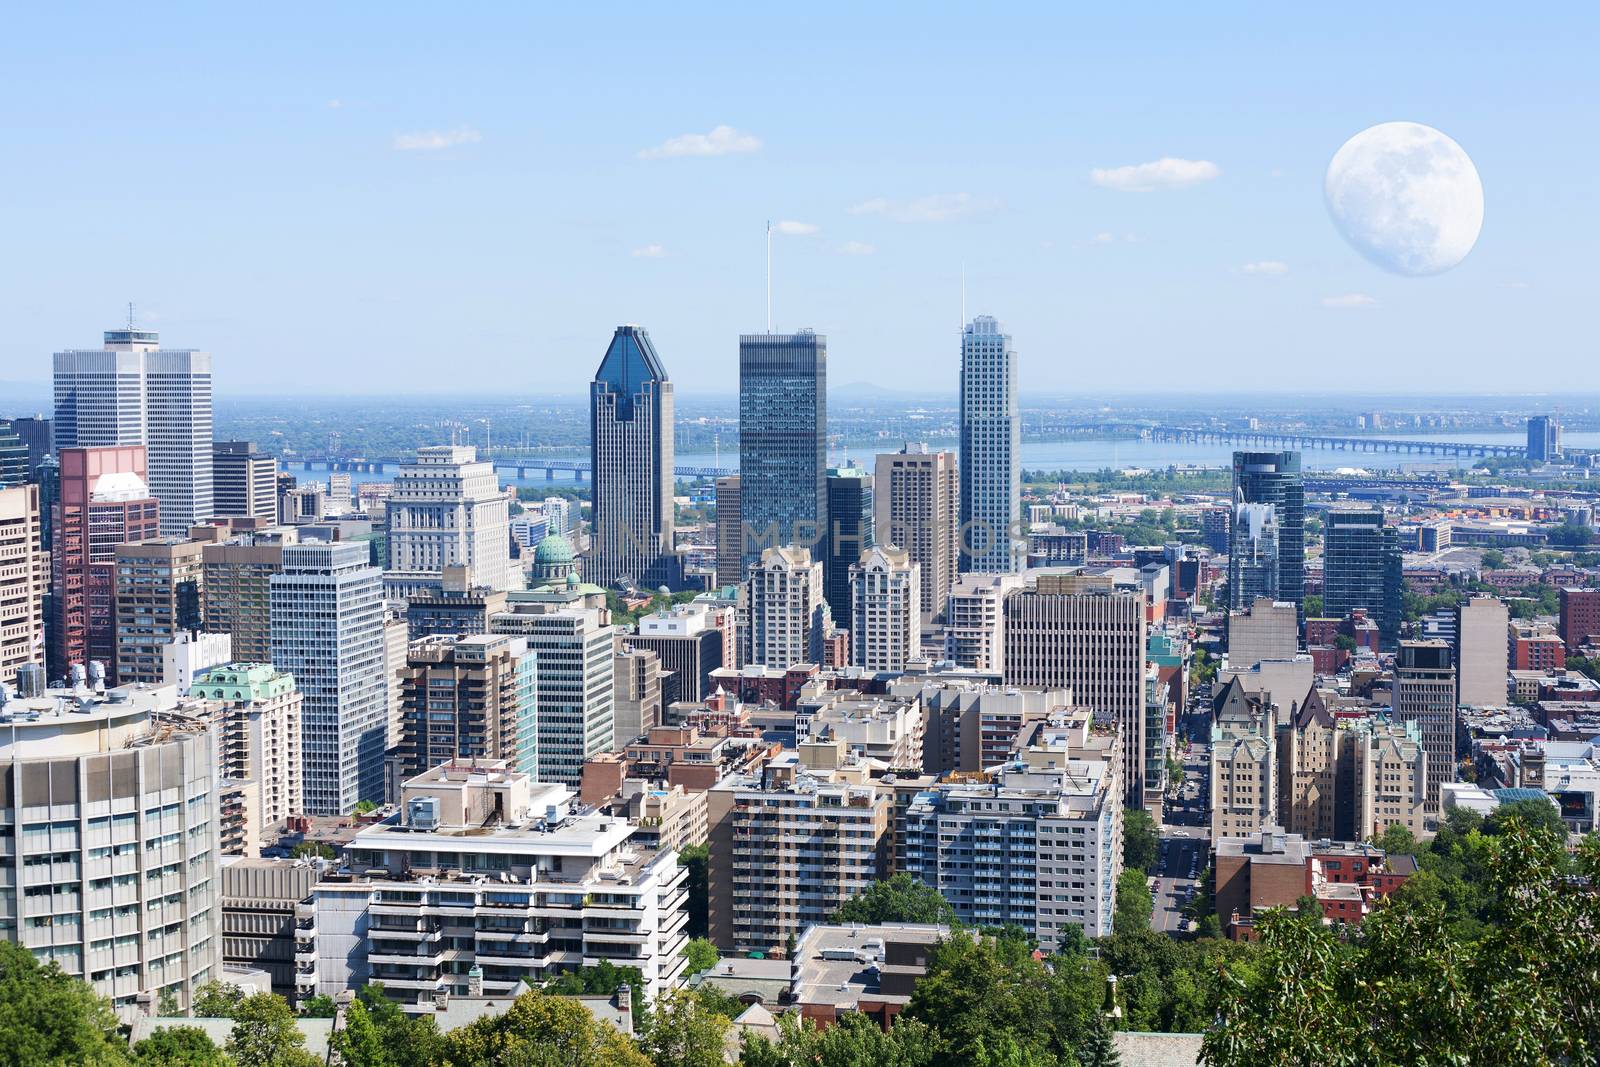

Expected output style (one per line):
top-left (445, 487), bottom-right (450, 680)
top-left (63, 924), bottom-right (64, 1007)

top-left (1, 415), bottom-right (52, 474)
top-left (202, 530), bottom-right (291, 663)
top-left (1228, 597), bottom-right (1298, 670)
top-left (211, 441), bottom-right (278, 523)
top-left (0, 485), bottom-right (48, 685)
top-left (1230, 451), bottom-right (1304, 613)
top-left (187, 663), bottom-right (306, 853)
top-left (270, 541), bottom-right (387, 814)
top-left (1003, 573), bottom-right (1148, 804)
top-left (53, 325), bottom-right (213, 536)
top-left (1456, 596), bottom-right (1510, 707)
top-left (0, 422), bottom-right (25, 487)
top-left (613, 644), bottom-right (664, 749)
top-left (1201, 505), bottom-right (1231, 555)
top-left (747, 545), bottom-right (830, 668)
top-left (1394, 640), bottom-right (1458, 813)
top-left (1527, 415), bottom-right (1562, 463)
top-left (738, 331), bottom-right (827, 573)
top-left (1227, 502), bottom-right (1280, 609)
top-left (824, 466), bottom-right (874, 627)
top-left (404, 564), bottom-right (509, 640)
top-left (0, 681), bottom-right (221, 1016)
top-left (394, 634), bottom-right (535, 782)
top-left (113, 538), bottom-right (206, 685)
top-left (297, 764), bottom-right (689, 1006)
top-left (1561, 587), bottom-right (1600, 651)
top-left (385, 445), bottom-right (513, 595)
top-left (958, 316), bottom-right (1020, 574)
top-left (707, 753), bottom-right (889, 954)
top-left (53, 446), bottom-right (160, 676)
top-left (625, 601), bottom-right (729, 705)
top-left (942, 572), bottom-right (1023, 672)
top-left (850, 545), bottom-right (920, 671)
top-left (589, 325), bottom-right (677, 590)
top-left (220, 860), bottom-right (319, 999)
top-left (874, 445), bottom-right (958, 621)
top-left (1323, 509), bottom-right (1403, 647)
top-left (714, 475), bottom-right (742, 587)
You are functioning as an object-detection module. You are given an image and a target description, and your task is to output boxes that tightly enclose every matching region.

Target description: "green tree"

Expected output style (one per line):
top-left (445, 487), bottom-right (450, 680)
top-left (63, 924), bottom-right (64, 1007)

top-left (1113, 870), bottom-right (1153, 936)
top-left (1487, 796), bottom-right (1566, 840)
top-left (681, 937), bottom-right (719, 976)
top-left (544, 962), bottom-right (647, 1019)
top-left (289, 841), bottom-right (335, 861)
top-left (1076, 1013), bottom-right (1122, 1067)
top-left (1480, 548), bottom-right (1506, 569)
top-left (350, 985), bottom-right (445, 1067)
top-left (1122, 810), bottom-right (1159, 874)
top-left (642, 989), bottom-right (729, 1067)
top-left (225, 992), bottom-right (320, 1067)
top-left (297, 993), bottom-right (337, 1018)
top-left (330, 999), bottom-right (391, 1067)
top-left (831, 873), bottom-right (958, 926)
top-left (679, 844), bottom-right (709, 939)
top-left (902, 933), bottom-right (1063, 1067)
top-left (1302, 594), bottom-right (1324, 617)
top-left (191, 979), bottom-right (246, 1018)
top-left (443, 988), bottom-right (650, 1067)
top-left (131, 1026), bottom-right (230, 1066)
top-left (0, 941), bottom-right (130, 1066)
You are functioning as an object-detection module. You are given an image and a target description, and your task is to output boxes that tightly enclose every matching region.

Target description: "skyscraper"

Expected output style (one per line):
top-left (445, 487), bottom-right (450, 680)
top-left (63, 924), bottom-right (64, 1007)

top-left (0, 485), bottom-right (48, 685)
top-left (1323, 509), bottom-right (1403, 648)
top-left (747, 545), bottom-right (830, 668)
top-left (875, 444), bottom-right (959, 622)
top-left (114, 537), bottom-right (206, 685)
top-left (850, 544), bottom-right (920, 671)
top-left (1527, 415), bottom-right (1562, 463)
top-left (739, 331), bottom-right (826, 574)
top-left (589, 325), bottom-right (677, 590)
top-left (1230, 451), bottom-right (1304, 613)
top-left (959, 316), bottom-right (1021, 574)
top-left (385, 445), bottom-right (514, 596)
top-left (53, 325), bottom-right (213, 536)
top-left (1394, 640), bottom-right (1457, 812)
top-left (714, 475), bottom-right (742, 588)
top-left (212, 441), bottom-right (279, 522)
top-left (824, 466), bottom-right (873, 627)
top-left (270, 540), bottom-right (387, 814)
top-left (0, 422), bottom-right (26, 487)
top-left (1456, 595), bottom-right (1510, 707)
top-left (1227, 502), bottom-right (1281, 609)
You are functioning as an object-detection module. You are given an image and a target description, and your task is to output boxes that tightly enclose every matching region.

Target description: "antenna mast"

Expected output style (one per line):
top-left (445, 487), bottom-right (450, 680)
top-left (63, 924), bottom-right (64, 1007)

top-left (766, 220), bottom-right (773, 333)
top-left (127, 302), bottom-right (135, 331)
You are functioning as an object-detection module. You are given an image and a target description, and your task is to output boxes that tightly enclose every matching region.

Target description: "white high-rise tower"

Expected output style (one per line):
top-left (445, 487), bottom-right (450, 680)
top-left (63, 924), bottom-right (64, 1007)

top-left (958, 315), bottom-right (1020, 573)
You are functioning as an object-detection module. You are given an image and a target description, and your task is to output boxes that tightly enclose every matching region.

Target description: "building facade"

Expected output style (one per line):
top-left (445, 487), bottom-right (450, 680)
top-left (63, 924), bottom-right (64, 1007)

top-left (1456, 595), bottom-right (1510, 707)
top-left (1394, 640), bottom-right (1458, 813)
top-left (1228, 502), bottom-right (1280, 609)
top-left (850, 545), bottom-right (920, 672)
top-left (738, 332), bottom-right (827, 574)
top-left (874, 445), bottom-right (958, 621)
top-left (958, 316), bottom-right (1021, 574)
top-left (626, 602), bottom-right (729, 706)
top-left (211, 441), bottom-right (278, 523)
top-left (0, 485), bottom-right (48, 685)
top-left (1230, 451), bottom-right (1304, 614)
top-left (714, 475), bottom-right (742, 588)
top-left (1228, 597), bottom-right (1298, 671)
top-left (589, 325), bottom-right (677, 590)
top-left (202, 531), bottom-right (289, 664)
top-left (385, 446), bottom-right (513, 595)
top-left (747, 546), bottom-right (830, 668)
top-left (942, 572), bottom-right (1022, 673)
top-left (823, 466), bottom-right (874, 628)
top-left (395, 634), bottom-right (535, 783)
top-left (114, 538), bottom-right (206, 686)
top-left (1324, 509), bottom-right (1403, 647)
top-left (186, 663), bottom-right (306, 853)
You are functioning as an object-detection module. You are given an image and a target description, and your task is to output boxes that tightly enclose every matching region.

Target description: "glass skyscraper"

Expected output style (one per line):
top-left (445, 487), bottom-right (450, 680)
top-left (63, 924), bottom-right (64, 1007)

top-left (738, 331), bottom-right (827, 573)
top-left (1230, 451), bottom-right (1304, 612)
top-left (824, 465), bottom-right (874, 626)
top-left (959, 316), bottom-right (1020, 573)
top-left (1323, 508), bottom-right (1403, 648)
top-left (589, 325), bottom-right (677, 590)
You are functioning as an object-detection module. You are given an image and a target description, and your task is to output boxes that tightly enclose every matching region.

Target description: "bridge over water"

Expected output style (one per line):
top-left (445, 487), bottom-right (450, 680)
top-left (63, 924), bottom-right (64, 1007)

top-left (1145, 425), bottom-right (1524, 459)
top-left (289, 457), bottom-right (731, 479)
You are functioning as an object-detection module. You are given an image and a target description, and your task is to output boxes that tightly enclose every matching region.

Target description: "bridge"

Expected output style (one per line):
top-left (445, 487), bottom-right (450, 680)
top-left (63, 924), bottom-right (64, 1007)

top-left (287, 457), bottom-right (732, 480)
top-left (1146, 425), bottom-right (1524, 459)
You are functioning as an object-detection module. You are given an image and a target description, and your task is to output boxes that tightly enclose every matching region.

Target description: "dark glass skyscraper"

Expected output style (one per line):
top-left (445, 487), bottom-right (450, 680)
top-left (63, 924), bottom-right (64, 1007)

top-left (1323, 508), bottom-right (1403, 648)
top-left (1527, 415), bottom-right (1562, 463)
top-left (824, 466), bottom-right (874, 627)
top-left (738, 331), bottom-right (827, 574)
top-left (1230, 451), bottom-right (1304, 612)
top-left (589, 325), bottom-right (677, 590)
top-left (0, 423), bottom-right (25, 487)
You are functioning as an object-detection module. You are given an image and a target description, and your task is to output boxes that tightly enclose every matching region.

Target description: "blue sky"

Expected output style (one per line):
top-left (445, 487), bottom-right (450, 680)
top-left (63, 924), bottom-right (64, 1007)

top-left (0, 4), bottom-right (1594, 395)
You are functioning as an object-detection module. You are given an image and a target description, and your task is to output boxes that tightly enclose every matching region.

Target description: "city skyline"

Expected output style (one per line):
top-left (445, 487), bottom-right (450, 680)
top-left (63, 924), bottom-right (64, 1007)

top-left (1, 8), bottom-right (1596, 396)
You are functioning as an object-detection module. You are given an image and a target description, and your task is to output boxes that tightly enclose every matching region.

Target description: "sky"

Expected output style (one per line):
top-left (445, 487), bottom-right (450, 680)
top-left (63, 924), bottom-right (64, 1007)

top-left (0, 5), bottom-right (1595, 396)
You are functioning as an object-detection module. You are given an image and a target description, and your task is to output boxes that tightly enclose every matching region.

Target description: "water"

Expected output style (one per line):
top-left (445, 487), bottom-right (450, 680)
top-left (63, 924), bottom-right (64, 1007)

top-left (300, 431), bottom-right (1600, 490)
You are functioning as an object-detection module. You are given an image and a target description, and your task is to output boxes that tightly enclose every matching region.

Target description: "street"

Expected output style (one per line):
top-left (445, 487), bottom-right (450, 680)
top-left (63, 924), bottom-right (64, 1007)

top-left (1151, 729), bottom-right (1211, 936)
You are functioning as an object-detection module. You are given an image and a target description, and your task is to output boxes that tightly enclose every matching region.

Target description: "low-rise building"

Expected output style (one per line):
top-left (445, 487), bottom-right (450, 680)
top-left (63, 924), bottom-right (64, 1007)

top-left (1214, 826), bottom-right (1415, 940)
top-left (220, 858), bottom-right (320, 999)
top-left (789, 923), bottom-right (954, 1030)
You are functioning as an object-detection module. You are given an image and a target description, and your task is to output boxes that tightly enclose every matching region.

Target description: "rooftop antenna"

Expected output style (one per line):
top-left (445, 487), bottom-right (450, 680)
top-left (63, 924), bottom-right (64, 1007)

top-left (127, 302), bottom-right (136, 331)
top-left (766, 220), bottom-right (773, 333)
top-left (960, 262), bottom-right (966, 332)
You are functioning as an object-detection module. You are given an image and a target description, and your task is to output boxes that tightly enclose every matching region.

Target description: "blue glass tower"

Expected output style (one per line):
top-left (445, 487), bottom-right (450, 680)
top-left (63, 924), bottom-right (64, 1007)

top-left (739, 331), bottom-right (827, 574)
top-left (589, 325), bottom-right (677, 590)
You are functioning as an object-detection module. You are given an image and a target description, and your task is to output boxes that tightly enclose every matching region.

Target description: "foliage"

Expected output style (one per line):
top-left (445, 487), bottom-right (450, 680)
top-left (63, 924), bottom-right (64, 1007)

top-left (687, 985), bottom-right (748, 1023)
top-left (1076, 1014), bottom-right (1121, 1067)
top-left (297, 993), bottom-right (337, 1018)
top-left (354, 800), bottom-right (379, 814)
top-left (740, 1011), bottom-right (936, 1067)
top-left (0, 941), bottom-right (129, 1066)
top-left (1302, 594), bottom-right (1324, 618)
top-left (641, 990), bottom-right (729, 1067)
top-left (224, 992), bottom-right (321, 1067)
top-left (443, 988), bottom-right (650, 1067)
top-left (131, 1025), bottom-right (229, 1066)
top-left (681, 937), bottom-right (720, 977)
top-left (289, 841), bottom-right (335, 861)
top-left (1113, 870), bottom-right (1153, 936)
top-left (1549, 521), bottom-right (1597, 547)
top-left (345, 985), bottom-right (445, 1067)
top-left (1571, 654), bottom-right (1600, 683)
top-left (191, 980), bottom-right (246, 1018)
top-left (544, 962), bottom-right (647, 1019)
top-left (1480, 548), bottom-right (1506, 570)
top-left (679, 845), bottom-right (709, 939)
top-left (1332, 634), bottom-right (1356, 652)
top-left (1122, 810), bottom-right (1160, 874)
top-left (831, 873), bottom-right (959, 926)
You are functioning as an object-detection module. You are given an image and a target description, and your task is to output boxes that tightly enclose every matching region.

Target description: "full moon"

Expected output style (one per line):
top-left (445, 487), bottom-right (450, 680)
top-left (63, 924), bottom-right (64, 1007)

top-left (1324, 121), bottom-right (1484, 276)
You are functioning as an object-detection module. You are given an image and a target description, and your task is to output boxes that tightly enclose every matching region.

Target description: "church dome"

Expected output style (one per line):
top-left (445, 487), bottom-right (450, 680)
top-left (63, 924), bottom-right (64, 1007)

top-left (534, 532), bottom-right (575, 566)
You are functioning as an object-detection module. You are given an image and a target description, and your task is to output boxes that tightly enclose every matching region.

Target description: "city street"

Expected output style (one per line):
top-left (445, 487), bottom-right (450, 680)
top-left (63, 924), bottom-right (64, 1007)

top-left (1152, 729), bottom-right (1212, 936)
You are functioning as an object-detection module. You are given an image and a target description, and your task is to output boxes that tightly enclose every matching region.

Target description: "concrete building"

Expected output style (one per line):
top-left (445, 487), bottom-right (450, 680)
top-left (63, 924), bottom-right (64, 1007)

top-left (1456, 595), bottom-right (1510, 707)
top-left (1527, 415), bottom-right (1563, 463)
top-left (902, 714), bottom-right (1122, 943)
top-left (1230, 451), bottom-right (1304, 614)
top-left (53, 446), bottom-right (160, 676)
top-left (824, 467), bottom-right (874, 628)
top-left (162, 630), bottom-right (232, 694)
top-left (395, 634), bottom-right (535, 783)
top-left (1003, 573), bottom-right (1147, 804)
top-left (211, 442), bottom-right (278, 523)
top-left (626, 602), bottom-right (729, 706)
top-left (385, 446), bottom-right (514, 596)
top-left (220, 859), bottom-right (319, 999)
top-left (875, 445), bottom-right (958, 621)
top-left (1394, 640), bottom-right (1458, 813)
top-left (942, 572), bottom-right (1023, 673)
top-left (297, 763), bottom-right (689, 1006)
top-left (958, 316), bottom-right (1021, 574)
top-left (270, 541), bottom-right (388, 815)
top-left (609, 781), bottom-right (709, 854)
top-left (739, 332), bottom-right (827, 574)
top-left (707, 753), bottom-right (889, 954)
top-left (0, 484), bottom-right (48, 685)
top-left (405, 564), bottom-right (510, 640)
top-left (1228, 597), bottom-right (1298, 671)
top-left (202, 530), bottom-right (291, 664)
top-left (788, 923), bottom-right (954, 1031)
top-left (850, 545), bottom-right (920, 672)
top-left (186, 664), bottom-right (306, 854)
top-left (0, 681), bottom-right (222, 1015)
top-left (747, 545), bottom-right (830, 668)
top-left (114, 537), bottom-right (206, 685)
top-left (801, 691), bottom-right (928, 771)
top-left (1211, 681), bottom-right (1279, 840)
top-left (714, 475), bottom-right (742, 588)
top-left (1227, 503), bottom-right (1280, 610)
top-left (917, 681), bottom-right (1071, 775)
top-left (588, 325), bottom-right (677, 590)
top-left (613, 644), bottom-right (665, 749)
top-left (53, 325), bottom-right (213, 536)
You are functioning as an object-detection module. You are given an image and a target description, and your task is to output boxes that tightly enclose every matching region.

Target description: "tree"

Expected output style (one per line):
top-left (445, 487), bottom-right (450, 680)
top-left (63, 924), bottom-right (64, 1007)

top-left (1122, 810), bottom-right (1159, 874)
top-left (351, 985), bottom-right (445, 1067)
top-left (190, 979), bottom-right (246, 1018)
top-left (443, 988), bottom-right (650, 1067)
top-left (297, 993), bottom-right (337, 1018)
top-left (679, 844), bottom-right (709, 939)
top-left (224, 992), bottom-right (321, 1067)
top-left (902, 933), bottom-right (1065, 1067)
top-left (543, 962), bottom-right (647, 1019)
top-left (681, 937), bottom-right (719, 977)
top-left (1481, 548), bottom-right (1506, 570)
top-left (330, 999), bottom-right (391, 1067)
top-left (0, 941), bottom-right (130, 1066)
top-left (289, 841), bottom-right (335, 861)
top-left (1113, 869), bottom-right (1153, 936)
top-left (131, 1026), bottom-right (229, 1066)
top-left (641, 990), bottom-right (729, 1067)
top-left (1076, 1013), bottom-right (1122, 1067)
top-left (831, 874), bottom-right (958, 926)
top-left (742, 1010), bottom-right (936, 1067)
top-left (1303, 594), bottom-right (1324, 618)
top-left (1487, 796), bottom-right (1566, 841)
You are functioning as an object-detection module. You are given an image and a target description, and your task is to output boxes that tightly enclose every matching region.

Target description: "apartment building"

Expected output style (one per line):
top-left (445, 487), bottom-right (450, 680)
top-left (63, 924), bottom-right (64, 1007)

top-left (1394, 640), bottom-right (1458, 812)
top-left (113, 537), bottom-right (206, 685)
top-left (746, 545), bottom-right (831, 669)
top-left (395, 634), bottom-right (535, 783)
top-left (0, 484), bottom-right (48, 685)
top-left (942, 572), bottom-right (1023, 673)
top-left (849, 545), bottom-right (920, 672)
top-left (185, 663), bottom-right (306, 854)
top-left (873, 445), bottom-right (958, 621)
top-left (202, 529), bottom-right (292, 664)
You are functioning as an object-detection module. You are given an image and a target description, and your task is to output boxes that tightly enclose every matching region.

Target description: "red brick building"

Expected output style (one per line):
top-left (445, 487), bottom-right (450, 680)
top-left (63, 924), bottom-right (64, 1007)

top-left (1561, 587), bottom-right (1600, 651)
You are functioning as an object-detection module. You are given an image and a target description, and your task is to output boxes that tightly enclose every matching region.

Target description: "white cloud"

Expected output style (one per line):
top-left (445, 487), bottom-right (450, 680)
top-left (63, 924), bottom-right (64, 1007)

top-left (327, 99), bottom-right (344, 110)
top-left (638, 124), bottom-right (761, 159)
top-left (839, 241), bottom-right (876, 256)
top-left (849, 193), bottom-right (997, 223)
top-left (631, 244), bottom-right (666, 259)
top-left (1241, 260), bottom-right (1289, 275)
top-left (393, 127), bottom-right (481, 151)
top-left (1090, 157), bottom-right (1220, 192)
top-left (1321, 293), bottom-right (1378, 309)
top-left (773, 220), bottom-right (818, 236)
top-left (1088, 232), bottom-right (1142, 245)
top-left (1091, 232), bottom-right (1116, 244)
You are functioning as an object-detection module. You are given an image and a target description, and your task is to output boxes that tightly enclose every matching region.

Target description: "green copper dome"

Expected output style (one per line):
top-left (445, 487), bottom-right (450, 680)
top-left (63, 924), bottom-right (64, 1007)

top-left (534, 532), bottom-right (575, 566)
